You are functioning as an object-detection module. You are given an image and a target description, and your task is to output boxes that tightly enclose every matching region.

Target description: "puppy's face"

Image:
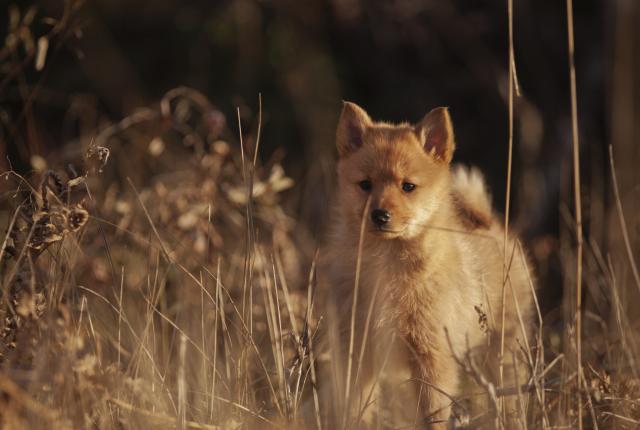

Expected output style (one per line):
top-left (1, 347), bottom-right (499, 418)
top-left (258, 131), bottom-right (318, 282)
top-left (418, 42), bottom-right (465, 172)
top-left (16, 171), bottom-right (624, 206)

top-left (335, 103), bottom-right (455, 240)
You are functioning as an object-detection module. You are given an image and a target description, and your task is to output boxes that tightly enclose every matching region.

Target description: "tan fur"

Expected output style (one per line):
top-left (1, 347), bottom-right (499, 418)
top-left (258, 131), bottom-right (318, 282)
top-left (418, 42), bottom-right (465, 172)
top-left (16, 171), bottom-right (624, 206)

top-left (318, 102), bottom-right (536, 428)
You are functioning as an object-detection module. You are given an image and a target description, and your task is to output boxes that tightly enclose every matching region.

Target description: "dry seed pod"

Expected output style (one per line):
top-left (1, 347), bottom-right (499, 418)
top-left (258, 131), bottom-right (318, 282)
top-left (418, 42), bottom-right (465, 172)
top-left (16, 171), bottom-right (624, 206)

top-left (65, 206), bottom-right (89, 232)
top-left (84, 146), bottom-right (110, 174)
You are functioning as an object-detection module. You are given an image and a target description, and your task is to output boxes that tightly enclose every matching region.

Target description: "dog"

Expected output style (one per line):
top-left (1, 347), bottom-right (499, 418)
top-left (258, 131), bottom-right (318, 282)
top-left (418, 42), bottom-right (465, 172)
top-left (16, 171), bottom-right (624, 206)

top-left (316, 102), bottom-right (535, 428)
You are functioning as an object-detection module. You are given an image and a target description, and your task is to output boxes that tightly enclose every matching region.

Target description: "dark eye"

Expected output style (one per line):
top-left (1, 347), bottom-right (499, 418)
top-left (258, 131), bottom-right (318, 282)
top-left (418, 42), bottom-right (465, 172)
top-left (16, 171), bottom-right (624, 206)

top-left (402, 182), bottom-right (416, 192)
top-left (359, 180), bottom-right (372, 191)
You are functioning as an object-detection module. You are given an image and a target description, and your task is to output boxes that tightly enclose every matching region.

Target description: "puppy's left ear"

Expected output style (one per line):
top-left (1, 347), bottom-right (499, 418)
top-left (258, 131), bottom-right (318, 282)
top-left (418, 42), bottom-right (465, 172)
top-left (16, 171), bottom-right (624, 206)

top-left (415, 107), bottom-right (455, 164)
top-left (336, 101), bottom-right (372, 158)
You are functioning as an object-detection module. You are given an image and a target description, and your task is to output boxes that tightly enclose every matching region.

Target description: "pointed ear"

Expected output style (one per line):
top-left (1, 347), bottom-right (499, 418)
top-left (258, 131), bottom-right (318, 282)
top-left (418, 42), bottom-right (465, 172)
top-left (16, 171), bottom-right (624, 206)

top-left (415, 107), bottom-right (455, 163)
top-left (336, 101), bottom-right (372, 158)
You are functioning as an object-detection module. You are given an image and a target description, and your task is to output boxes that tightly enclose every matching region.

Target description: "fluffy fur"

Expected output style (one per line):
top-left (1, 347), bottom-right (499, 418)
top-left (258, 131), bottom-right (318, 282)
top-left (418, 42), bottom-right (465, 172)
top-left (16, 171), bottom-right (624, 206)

top-left (318, 102), bottom-right (536, 428)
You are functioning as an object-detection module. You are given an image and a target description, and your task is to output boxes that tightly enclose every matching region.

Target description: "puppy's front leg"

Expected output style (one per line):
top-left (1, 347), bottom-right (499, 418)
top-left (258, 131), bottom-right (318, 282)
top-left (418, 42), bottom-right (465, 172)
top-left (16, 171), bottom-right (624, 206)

top-left (410, 341), bottom-right (460, 429)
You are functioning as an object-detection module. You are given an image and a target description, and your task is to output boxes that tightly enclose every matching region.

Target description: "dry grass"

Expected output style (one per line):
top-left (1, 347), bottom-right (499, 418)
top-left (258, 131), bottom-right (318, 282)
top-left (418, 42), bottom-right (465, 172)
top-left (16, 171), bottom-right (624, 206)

top-left (0, 87), bottom-right (638, 429)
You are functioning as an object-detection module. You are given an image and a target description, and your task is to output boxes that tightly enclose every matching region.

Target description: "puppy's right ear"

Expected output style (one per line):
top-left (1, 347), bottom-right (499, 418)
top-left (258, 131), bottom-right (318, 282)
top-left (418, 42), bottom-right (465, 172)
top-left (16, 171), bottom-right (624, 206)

top-left (336, 101), bottom-right (371, 158)
top-left (415, 107), bottom-right (455, 164)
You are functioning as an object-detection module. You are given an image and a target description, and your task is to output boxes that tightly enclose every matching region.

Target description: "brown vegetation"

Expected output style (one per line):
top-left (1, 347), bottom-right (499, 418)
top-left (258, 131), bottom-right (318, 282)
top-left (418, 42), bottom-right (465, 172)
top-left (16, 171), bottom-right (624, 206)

top-left (1, 1), bottom-right (639, 429)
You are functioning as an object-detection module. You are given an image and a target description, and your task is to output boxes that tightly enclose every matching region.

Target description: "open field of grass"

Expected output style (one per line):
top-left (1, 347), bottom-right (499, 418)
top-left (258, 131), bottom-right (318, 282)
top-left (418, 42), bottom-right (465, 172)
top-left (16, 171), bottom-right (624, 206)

top-left (1, 88), bottom-right (639, 429)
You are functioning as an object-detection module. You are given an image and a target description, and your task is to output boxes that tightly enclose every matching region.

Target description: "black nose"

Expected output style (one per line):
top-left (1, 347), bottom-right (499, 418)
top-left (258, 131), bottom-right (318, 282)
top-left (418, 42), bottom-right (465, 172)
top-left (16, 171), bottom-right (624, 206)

top-left (371, 209), bottom-right (391, 226)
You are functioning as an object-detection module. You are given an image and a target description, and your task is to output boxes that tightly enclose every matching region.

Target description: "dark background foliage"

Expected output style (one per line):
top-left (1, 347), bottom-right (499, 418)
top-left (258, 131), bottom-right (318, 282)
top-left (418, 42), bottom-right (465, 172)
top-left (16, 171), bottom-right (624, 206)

top-left (1, 0), bottom-right (638, 314)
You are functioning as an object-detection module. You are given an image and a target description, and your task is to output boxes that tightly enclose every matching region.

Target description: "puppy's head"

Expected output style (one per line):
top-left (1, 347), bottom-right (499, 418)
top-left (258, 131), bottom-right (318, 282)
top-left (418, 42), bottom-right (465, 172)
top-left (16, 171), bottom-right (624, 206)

top-left (335, 102), bottom-right (455, 239)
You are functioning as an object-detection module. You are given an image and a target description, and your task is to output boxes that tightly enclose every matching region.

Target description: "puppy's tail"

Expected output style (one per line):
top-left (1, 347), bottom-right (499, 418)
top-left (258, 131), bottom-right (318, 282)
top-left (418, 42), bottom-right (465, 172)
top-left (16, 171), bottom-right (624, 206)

top-left (451, 165), bottom-right (494, 230)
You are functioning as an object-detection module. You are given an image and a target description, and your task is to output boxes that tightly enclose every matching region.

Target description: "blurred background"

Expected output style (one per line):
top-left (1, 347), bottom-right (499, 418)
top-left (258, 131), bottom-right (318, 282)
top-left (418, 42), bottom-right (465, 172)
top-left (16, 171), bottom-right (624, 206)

top-left (1, 0), bottom-right (638, 316)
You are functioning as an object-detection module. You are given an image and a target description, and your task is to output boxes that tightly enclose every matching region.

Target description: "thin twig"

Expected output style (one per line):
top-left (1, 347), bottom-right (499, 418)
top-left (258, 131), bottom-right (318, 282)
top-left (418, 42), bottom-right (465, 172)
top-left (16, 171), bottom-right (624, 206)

top-left (608, 145), bottom-right (640, 294)
top-left (343, 197), bottom-right (371, 427)
top-left (565, 0), bottom-right (584, 427)
top-left (500, 2), bottom-right (517, 423)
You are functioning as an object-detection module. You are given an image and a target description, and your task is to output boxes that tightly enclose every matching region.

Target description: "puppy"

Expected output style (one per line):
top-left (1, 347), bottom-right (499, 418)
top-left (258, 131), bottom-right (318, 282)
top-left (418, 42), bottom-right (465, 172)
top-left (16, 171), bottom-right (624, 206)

top-left (317, 102), bottom-right (535, 428)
